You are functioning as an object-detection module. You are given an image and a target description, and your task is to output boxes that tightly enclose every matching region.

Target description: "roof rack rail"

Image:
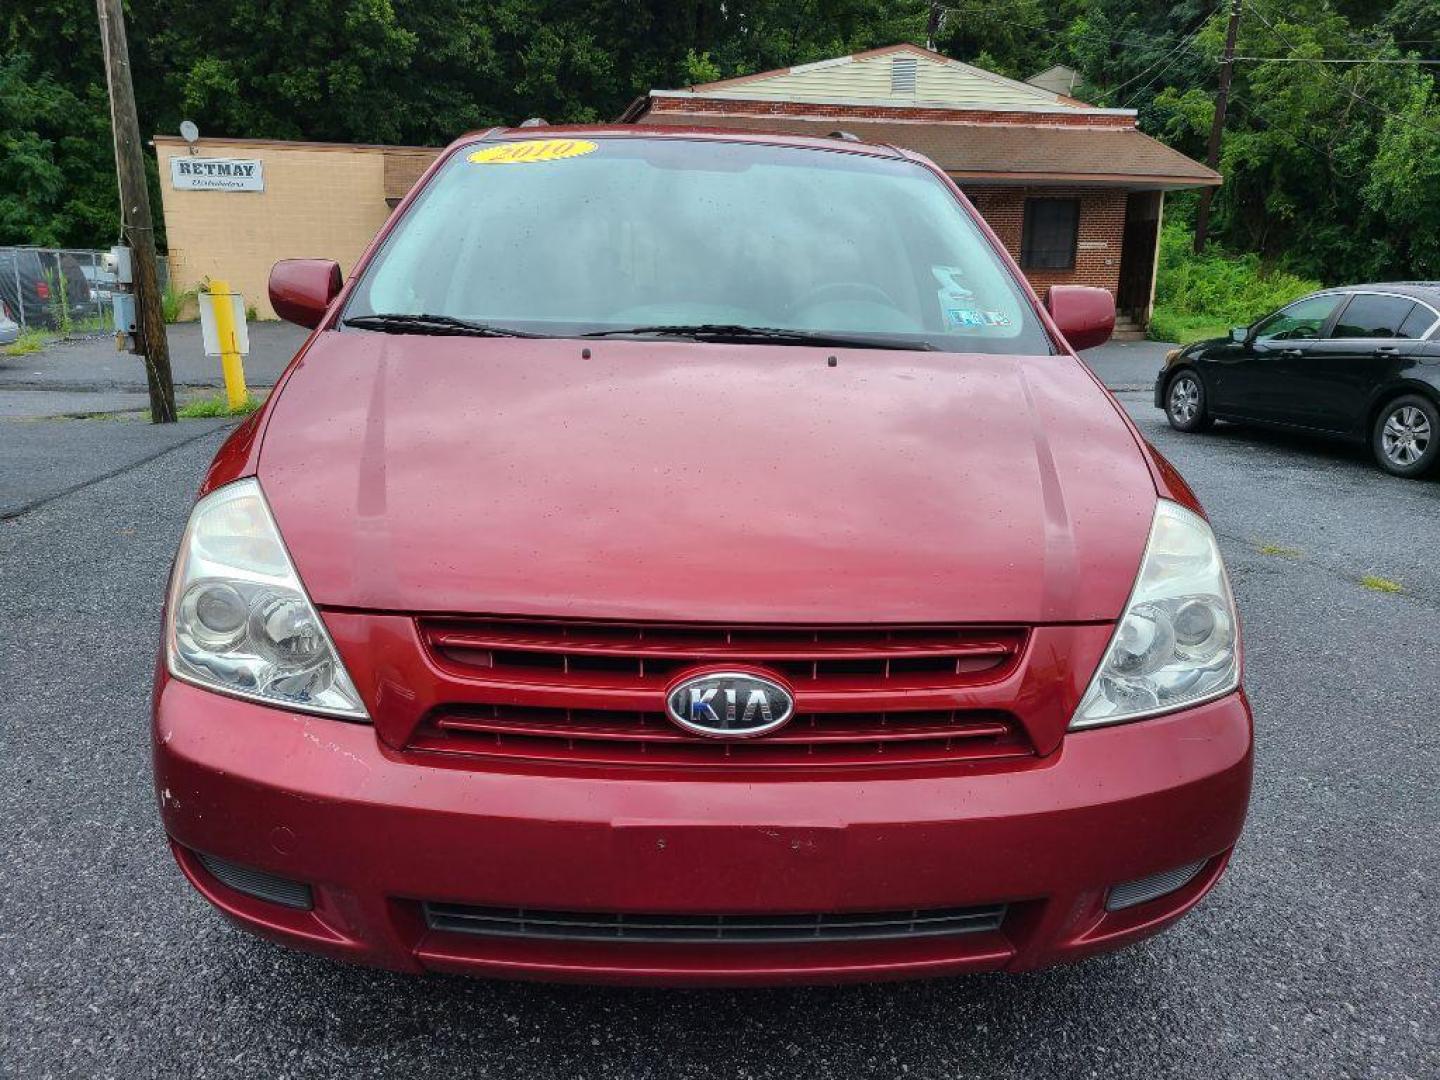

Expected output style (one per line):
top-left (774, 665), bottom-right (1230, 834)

top-left (828, 130), bottom-right (862, 142)
top-left (518, 117), bottom-right (549, 128)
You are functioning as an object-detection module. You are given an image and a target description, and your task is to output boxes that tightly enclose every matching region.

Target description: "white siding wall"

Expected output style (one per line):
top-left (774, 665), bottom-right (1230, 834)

top-left (703, 53), bottom-right (1065, 109)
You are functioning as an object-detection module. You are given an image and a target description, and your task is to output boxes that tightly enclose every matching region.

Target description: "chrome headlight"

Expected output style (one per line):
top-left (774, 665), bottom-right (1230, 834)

top-left (165, 478), bottom-right (368, 720)
top-left (1071, 500), bottom-right (1239, 729)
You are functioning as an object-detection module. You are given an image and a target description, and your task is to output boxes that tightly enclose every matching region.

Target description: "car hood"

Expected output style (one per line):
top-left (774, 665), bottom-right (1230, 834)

top-left (258, 332), bottom-right (1156, 623)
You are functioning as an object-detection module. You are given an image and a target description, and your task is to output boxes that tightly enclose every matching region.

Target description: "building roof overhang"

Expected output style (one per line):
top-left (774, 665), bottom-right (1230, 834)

top-left (633, 111), bottom-right (1220, 190)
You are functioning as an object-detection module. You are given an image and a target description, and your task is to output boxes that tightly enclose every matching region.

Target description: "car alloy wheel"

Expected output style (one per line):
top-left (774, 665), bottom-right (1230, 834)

top-left (1170, 379), bottom-right (1199, 423)
top-left (1372, 395), bottom-right (1439, 478)
top-left (1165, 372), bottom-right (1210, 432)
top-left (1381, 405), bottom-right (1431, 467)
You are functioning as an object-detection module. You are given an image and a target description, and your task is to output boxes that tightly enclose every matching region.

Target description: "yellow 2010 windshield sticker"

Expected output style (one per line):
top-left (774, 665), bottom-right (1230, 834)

top-left (468, 139), bottom-right (598, 165)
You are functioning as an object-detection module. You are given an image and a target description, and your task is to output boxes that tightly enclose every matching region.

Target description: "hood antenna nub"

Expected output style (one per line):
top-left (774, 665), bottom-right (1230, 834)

top-left (827, 355), bottom-right (838, 367)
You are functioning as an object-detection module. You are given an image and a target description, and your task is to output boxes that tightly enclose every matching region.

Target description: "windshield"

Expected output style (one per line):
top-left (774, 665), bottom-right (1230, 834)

top-left (345, 136), bottom-right (1052, 354)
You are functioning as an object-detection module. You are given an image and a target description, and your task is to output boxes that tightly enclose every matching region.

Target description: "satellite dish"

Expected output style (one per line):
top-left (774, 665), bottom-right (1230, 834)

top-left (180, 120), bottom-right (200, 145)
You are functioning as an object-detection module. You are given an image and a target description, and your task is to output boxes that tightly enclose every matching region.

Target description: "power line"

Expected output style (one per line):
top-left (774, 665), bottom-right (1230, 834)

top-left (1107, 8), bottom-right (1218, 103)
top-left (1119, 44), bottom-right (1203, 108)
top-left (1231, 56), bottom-right (1440, 64)
top-left (1246, 1), bottom-right (1440, 137)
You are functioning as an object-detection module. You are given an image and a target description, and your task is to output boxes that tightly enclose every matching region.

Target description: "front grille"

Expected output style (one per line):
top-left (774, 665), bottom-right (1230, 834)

top-left (411, 618), bottom-right (1032, 769)
top-left (412, 704), bottom-right (1026, 767)
top-left (424, 902), bottom-right (1008, 944)
top-left (422, 619), bottom-right (1024, 684)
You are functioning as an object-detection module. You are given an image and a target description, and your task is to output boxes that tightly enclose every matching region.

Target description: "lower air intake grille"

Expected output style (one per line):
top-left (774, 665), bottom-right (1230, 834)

top-left (423, 902), bottom-right (1007, 944)
top-left (195, 851), bottom-right (313, 910)
top-left (1106, 859), bottom-right (1207, 911)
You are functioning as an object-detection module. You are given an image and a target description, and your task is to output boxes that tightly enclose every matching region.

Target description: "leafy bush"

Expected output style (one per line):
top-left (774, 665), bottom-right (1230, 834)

top-left (1149, 225), bottom-right (1321, 344)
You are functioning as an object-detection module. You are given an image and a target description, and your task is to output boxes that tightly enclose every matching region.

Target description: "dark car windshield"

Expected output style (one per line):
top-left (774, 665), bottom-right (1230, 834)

top-left (345, 136), bottom-right (1052, 354)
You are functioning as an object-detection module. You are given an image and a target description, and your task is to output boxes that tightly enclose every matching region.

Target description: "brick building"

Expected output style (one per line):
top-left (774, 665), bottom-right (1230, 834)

top-left (621, 44), bottom-right (1220, 332)
top-left (154, 44), bottom-right (1215, 327)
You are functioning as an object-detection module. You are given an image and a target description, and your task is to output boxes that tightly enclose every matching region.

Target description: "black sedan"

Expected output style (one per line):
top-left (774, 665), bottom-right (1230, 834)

top-left (1155, 283), bottom-right (1440, 478)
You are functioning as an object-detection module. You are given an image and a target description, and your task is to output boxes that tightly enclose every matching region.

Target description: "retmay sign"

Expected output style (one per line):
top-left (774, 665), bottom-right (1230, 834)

top-left (170, 157), bottom-right (265, 192)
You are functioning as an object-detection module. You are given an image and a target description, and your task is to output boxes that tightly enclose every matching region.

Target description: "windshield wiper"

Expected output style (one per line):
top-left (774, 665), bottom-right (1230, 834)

top-left (343, 313), bottom-right (552, 338)
top-left (579, 323), bottom-right (936, 351)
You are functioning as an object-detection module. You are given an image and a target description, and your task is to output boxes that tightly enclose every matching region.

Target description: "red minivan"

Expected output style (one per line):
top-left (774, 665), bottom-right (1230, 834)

top-left (153, 128), bottom-right (1251, 986)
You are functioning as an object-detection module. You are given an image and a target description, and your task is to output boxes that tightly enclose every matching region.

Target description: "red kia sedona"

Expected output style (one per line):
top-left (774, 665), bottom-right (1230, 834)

top-left (153, 128), bottom-right (1251, 986)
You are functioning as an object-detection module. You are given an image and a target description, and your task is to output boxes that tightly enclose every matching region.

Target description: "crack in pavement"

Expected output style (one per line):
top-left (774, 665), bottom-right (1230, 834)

top-left (0, 422), bottom-right (235, 522)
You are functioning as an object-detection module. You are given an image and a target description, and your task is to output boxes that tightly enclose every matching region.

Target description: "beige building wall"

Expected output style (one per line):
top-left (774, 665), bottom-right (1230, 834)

top-left (154, 136), bottom-right (419, 319)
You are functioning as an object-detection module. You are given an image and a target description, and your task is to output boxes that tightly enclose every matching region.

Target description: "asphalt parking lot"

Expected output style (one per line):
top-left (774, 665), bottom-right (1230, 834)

top-left (1, 383), bottom-right (1436, 1078)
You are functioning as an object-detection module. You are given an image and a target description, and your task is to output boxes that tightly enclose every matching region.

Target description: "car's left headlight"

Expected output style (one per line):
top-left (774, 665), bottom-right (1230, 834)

top-left (1071, 500), bottom-right (1239, 729)
top-left (165, 478), bottom-right (368, 720)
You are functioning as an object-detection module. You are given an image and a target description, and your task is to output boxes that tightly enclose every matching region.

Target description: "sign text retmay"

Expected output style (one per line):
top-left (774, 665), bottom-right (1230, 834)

top-left (170, 157), bottom-right (265, 192)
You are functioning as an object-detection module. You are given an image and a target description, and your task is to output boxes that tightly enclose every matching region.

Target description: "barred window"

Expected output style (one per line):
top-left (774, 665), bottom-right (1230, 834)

top-left (1020, 198), bottom-right (1080, 270)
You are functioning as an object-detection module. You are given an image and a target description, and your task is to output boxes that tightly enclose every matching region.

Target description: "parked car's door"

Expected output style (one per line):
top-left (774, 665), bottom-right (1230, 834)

top-left (1209, 293), bottom-right (1345, 421)
top-left (1280, 293), bottom-right (1436, 435)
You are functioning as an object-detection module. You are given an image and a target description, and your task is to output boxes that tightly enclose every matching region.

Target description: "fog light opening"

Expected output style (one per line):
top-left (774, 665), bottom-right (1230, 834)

top-left (194, 850), bottom-right (314, 910)
top-left (1105, 859), bottom-right (1207, 912)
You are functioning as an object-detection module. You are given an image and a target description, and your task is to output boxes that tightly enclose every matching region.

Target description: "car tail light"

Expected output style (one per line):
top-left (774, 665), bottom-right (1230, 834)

top-left (35, 281), bottom-right (49, 300)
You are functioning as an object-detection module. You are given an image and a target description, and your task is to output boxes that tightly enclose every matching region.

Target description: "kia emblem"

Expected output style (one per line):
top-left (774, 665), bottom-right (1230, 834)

top-left (664, 671), bottom-right (795, 739)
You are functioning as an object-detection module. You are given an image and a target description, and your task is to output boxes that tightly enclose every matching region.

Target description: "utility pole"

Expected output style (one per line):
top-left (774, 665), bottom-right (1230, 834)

top-left (1194, 0), bottom-right (1241, 254)
top-left (927, 3), bottom-right (945, 51)
top-left (96, 0), bottom-right (176, 423)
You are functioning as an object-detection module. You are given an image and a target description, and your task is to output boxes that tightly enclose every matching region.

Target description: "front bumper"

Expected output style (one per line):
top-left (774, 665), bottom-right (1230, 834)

top-left (154, 676), bottom-right (1252, 986)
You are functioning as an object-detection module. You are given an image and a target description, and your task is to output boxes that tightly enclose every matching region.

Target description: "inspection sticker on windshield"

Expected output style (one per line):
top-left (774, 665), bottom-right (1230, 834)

top-left (468, 140), bottom-right (597, 165)
top-left (945, 308), bottom-right (986, 328)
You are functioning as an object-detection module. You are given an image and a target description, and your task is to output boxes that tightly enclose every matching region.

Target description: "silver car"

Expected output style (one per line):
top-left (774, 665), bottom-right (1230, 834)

top-left (0, 300), bottom-right (20, 346)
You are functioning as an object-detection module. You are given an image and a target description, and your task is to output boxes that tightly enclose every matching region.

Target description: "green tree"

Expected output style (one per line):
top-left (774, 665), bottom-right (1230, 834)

top-left (2, 0), bottom-right (1437, 285)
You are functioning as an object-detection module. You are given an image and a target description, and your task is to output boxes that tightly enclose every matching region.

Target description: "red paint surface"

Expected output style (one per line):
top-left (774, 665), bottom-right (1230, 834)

top-left (268, 258), bottom-right (342, 329)
top-left (157, 126), bottom-right (1251, 985)
top-left (1047, 285), bottom-right (1116, 351)
top-left (259, 335), bottom-right (1155, 624)
top-left (154, 675), bottom-right (1252, 984)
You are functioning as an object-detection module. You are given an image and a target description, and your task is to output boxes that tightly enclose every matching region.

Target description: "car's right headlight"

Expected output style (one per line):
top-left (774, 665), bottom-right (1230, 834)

top-left (1071, 500), bottom-right (1240, 729)
top-left (165, 478), bottom-right (368, 720)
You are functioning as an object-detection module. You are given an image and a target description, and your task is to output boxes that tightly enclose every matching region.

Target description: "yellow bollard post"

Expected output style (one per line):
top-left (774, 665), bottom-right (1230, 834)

top-left (208, 278), bottom-right (249, 410)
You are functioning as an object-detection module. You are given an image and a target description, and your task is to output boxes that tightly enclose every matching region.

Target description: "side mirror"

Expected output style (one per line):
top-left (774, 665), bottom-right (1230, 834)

top-left (1229, 326), bottom-right (1248, 343)
top-left (268, 259), bottom-right (342, 328)
top-left (1046, 285), bottom-right (1115, 352)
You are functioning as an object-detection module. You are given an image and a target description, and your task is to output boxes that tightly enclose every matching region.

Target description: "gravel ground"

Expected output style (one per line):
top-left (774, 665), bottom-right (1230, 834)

top-left (0, 392), bottom-right (1435, 1079)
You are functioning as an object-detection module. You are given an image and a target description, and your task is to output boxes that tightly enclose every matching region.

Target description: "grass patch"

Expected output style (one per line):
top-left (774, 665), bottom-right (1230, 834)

top-left (1360, 575), bottom-right (1403, 594)
top-left (1148, 311), bottom-right (1232, 346)
top-left (1148, 225), bottom-right (1320, 343)
top-left (2, 327), bottom-right (53, 356)
top-left (1256, 542), bottom-right (1302, 559)
top-left (177, 393), bottom-right (262, 419)
top-left (162, 280), bottom-right (199, 323)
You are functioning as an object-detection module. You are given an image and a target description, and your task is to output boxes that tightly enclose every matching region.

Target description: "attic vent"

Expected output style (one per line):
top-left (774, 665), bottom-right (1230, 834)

top-left (891, 56), bottom-right (918, 94)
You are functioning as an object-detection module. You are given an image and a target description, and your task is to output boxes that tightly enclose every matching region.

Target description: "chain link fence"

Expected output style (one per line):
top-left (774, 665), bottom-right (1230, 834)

top-left (0, 246), bottom-right (169, 334)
